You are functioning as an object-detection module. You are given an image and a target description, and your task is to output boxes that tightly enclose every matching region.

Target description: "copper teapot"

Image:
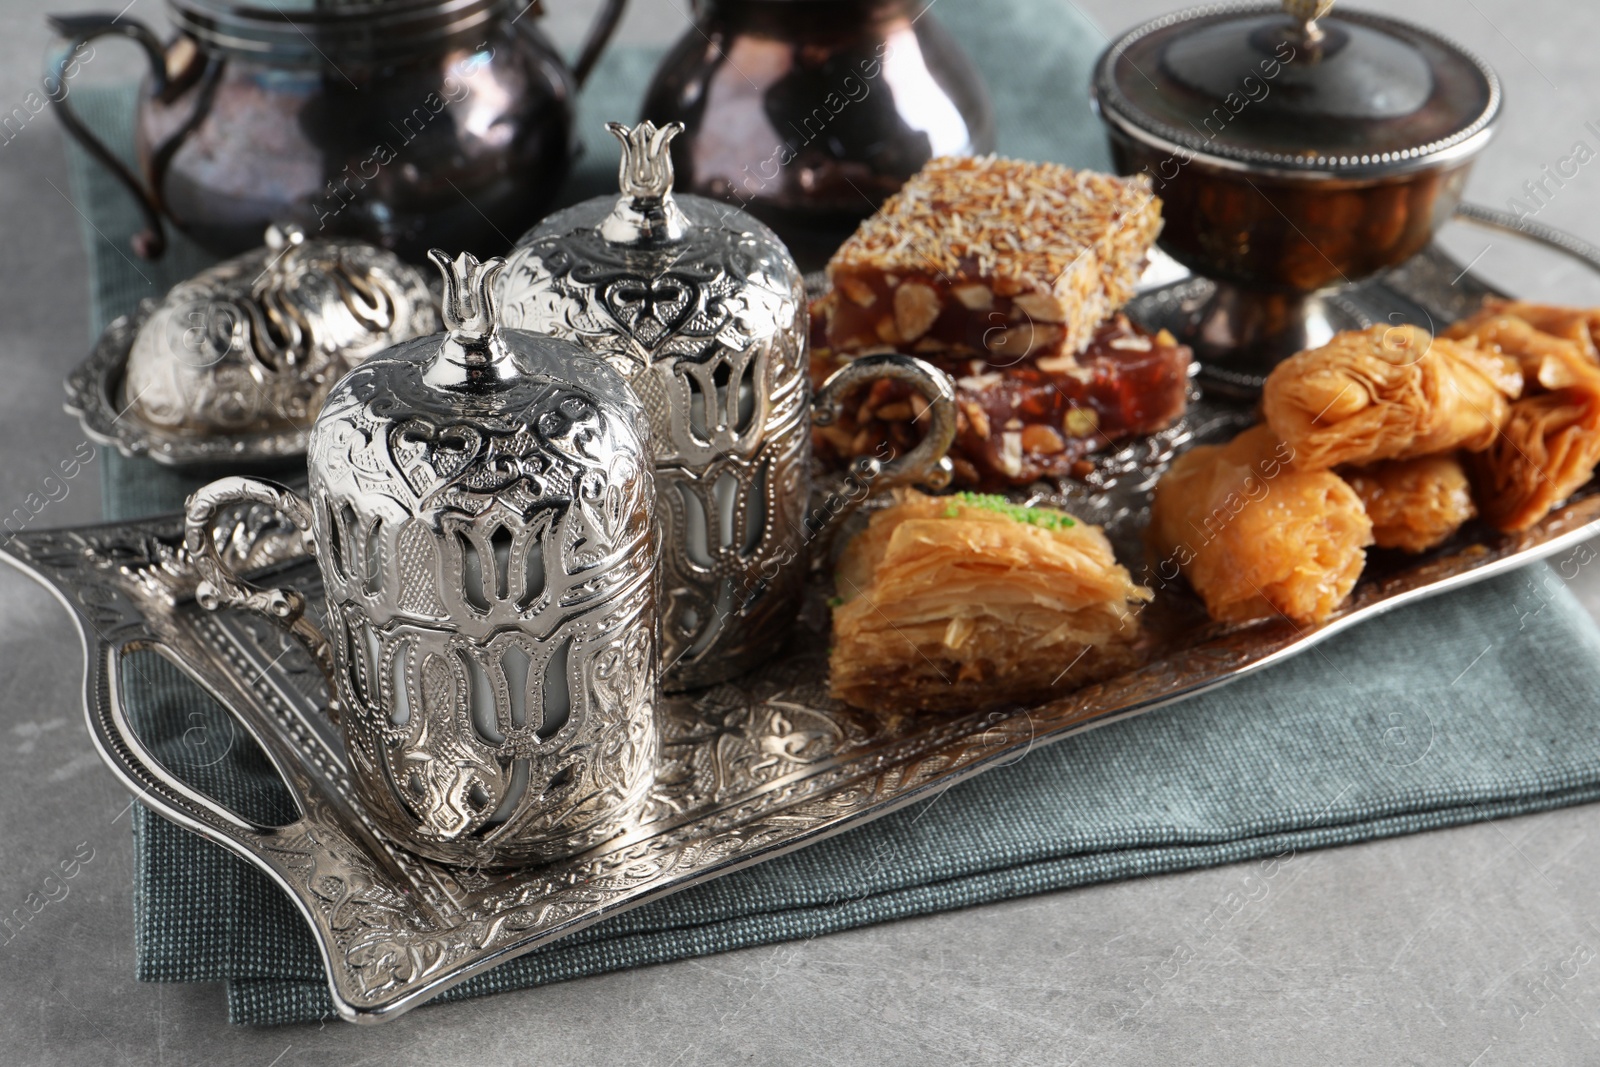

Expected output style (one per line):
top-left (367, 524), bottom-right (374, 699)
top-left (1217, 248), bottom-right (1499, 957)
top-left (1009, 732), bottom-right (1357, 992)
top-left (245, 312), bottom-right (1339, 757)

top-left (640, 0), bottom-right (995, 268)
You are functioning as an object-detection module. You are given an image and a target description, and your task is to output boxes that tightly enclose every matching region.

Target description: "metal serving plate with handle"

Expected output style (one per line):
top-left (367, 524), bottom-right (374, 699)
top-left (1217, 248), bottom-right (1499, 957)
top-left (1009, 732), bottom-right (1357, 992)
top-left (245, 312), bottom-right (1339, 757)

top-left (10, 219), bottom-right (1600, 1024)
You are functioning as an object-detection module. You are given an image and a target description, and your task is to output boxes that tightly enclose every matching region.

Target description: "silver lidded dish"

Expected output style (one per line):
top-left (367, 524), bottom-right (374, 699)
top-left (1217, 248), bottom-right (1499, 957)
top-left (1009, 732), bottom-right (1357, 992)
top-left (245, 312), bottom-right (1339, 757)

top-left (65, 222), bottom-right (439, 466)
top-left (497, 121), bottom-right (956, 691)
top-left (184, 250), bottom-right (660, 868)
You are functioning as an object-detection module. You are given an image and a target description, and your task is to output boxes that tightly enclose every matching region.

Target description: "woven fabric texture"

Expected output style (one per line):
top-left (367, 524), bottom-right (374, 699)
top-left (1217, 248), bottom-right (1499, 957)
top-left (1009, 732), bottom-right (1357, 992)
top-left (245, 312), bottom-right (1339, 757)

top-left (57, 2), bottom-right (1600, 1027)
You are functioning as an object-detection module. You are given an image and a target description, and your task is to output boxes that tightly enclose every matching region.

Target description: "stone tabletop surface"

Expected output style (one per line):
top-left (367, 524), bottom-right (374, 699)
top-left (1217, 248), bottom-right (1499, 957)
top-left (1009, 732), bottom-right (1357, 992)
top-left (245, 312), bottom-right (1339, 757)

top-left (4, 0), bottom-right (1600, 1063)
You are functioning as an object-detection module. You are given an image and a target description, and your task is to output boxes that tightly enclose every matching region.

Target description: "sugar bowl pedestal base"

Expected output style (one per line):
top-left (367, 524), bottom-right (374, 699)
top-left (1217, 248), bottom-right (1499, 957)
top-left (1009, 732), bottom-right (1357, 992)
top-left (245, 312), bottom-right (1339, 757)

top-left (1155, 280), bottom-right (1371, 397)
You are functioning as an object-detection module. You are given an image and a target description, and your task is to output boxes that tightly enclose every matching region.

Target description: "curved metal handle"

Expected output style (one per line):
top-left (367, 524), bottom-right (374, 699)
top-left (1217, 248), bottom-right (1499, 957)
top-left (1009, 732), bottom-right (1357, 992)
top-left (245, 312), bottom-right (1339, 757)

top-left (571, 0), bottom-right (628, 88)
top-left (45, 13), bottom-right (172, 259)
top-left (184, 476), bottom-right (340, 721)
top-left (98, 641), bottom-right (288, 844)
top-left (1453, 201), bottom-right (1600, 279)
top-left (809, 353), bottom-right (958, 539)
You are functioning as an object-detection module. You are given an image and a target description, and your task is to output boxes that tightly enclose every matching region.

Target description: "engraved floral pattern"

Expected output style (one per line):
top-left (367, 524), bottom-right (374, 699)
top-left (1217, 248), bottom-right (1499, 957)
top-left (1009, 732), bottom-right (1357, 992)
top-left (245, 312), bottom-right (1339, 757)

top-left (299, 338), bottom-right (659, 867)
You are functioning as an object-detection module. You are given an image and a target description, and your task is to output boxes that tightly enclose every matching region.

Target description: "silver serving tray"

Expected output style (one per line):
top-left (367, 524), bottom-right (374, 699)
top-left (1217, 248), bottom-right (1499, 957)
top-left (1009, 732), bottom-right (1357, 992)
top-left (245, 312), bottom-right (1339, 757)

top-left (15, 220), bottom-right (1600, 1025)
top-left (11, 468), bottom-right (1600, 1023)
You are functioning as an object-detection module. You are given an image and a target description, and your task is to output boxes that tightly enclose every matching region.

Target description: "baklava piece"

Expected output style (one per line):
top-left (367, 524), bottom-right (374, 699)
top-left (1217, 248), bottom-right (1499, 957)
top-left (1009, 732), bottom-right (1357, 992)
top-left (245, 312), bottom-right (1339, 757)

top-left (1449, 300), bottom-right (1600, 360)
top-left (1262, 325), bottom-right (1521, 471)
top-left (1446, 303), bottom-right (1600, 531)
top-left (821, 156), bottom-right (1163, 362)
top-left (1148, 425), bottom-right (1374, 626)
top-left (1341, 455), bottom-right (1477, 553)
top-left (829, 490), bottom-right (1149, 712)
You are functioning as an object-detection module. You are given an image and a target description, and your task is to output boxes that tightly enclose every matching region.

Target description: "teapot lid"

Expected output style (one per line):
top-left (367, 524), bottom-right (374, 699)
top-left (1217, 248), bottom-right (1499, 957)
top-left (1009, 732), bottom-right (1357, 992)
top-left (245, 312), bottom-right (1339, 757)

top-left (169, 0), bottom-right (510, 62)
top-left (1092, 1), bottom-right (1501, 176)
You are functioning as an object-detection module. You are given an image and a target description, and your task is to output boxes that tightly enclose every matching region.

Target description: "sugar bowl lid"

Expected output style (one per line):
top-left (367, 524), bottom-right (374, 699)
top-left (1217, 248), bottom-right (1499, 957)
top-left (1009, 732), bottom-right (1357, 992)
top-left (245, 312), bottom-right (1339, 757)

top-left (66, 222), bottom-right (438, 466)
top-left (1092, 0), bottom-right (1502, 177)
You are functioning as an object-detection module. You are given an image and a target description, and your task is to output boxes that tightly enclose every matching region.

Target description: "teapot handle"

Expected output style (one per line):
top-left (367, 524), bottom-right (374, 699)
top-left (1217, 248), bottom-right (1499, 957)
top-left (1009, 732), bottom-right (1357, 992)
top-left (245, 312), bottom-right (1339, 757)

top-left (45, 14), bottom-right (181, 258)
top-left (184, 476), bottom-right (340, 723)
top-left (571, 0), bottom-right (629, 88)
top-left (809, 353), bottom-right (958, 541)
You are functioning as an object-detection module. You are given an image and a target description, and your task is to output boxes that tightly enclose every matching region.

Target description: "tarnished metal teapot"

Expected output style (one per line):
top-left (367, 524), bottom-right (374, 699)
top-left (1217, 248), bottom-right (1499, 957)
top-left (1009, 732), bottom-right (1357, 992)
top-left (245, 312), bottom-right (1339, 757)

top-left (47, 0), bottom-right (628, 260)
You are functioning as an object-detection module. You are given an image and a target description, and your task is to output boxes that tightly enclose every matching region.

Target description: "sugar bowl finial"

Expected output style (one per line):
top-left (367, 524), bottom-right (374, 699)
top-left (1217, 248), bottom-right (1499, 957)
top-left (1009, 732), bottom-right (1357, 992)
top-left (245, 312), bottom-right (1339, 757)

top-left (1282, 0), bottom-right (1336, 47)
top-left (264, 220), bottom-right (309, 253)
top-left (424, 249), bottom-right (519, 390)
top-left (431, 248), bottom-right (505, 344)
top-left (601, 120), bottom-right (690, 244)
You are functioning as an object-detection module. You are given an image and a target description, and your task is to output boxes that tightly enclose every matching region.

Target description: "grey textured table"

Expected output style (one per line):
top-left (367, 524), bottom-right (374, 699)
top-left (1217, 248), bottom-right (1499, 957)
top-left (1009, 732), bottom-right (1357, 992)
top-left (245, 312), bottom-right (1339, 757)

top-left (4, 1), bottom-right (1600, 1062)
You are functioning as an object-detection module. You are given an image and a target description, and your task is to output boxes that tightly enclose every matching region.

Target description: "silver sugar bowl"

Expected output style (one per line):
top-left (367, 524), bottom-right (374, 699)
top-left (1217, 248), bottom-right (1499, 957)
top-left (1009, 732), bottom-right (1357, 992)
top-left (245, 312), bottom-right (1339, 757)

top-left (67, 223), bottom-right (439, 466)
top-left (185, 250), bottom-right (659, 869)
top-left (498, 121), bottom-right (956, 689)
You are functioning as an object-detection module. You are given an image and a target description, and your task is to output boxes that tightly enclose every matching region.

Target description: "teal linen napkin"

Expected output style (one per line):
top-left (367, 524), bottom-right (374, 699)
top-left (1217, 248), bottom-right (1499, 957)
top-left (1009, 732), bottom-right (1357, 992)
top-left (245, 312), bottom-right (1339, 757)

top-left (58, 3), bottom-right (1600, 1027)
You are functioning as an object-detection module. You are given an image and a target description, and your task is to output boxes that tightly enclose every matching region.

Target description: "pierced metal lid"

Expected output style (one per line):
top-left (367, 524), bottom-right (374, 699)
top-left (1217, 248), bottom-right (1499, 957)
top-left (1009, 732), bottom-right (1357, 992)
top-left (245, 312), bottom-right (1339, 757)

top-left (1092, 1), bottom-right (1502, 178)
top-left (367, 249), bottom-right (650, 424)
top-left (307, 248), bottom-right (653, 583)
top-left (66, 223), bottom-right (438, 466)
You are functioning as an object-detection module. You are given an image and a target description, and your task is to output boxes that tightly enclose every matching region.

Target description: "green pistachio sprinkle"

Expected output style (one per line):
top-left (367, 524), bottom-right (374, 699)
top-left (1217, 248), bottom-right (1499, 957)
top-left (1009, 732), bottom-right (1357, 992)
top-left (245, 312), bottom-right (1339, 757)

top-left (827, 596), bottom-right (844, 608)
top-left (941, 491), bottom-right (1076, 530)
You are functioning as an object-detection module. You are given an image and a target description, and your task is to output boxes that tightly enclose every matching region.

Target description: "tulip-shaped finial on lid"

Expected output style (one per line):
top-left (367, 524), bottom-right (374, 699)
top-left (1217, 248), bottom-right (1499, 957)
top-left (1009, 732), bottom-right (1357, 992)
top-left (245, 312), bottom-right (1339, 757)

top-left (424, 248), bottom-right (519, 390)
top-left (600, 120), bottom-right (690, 244)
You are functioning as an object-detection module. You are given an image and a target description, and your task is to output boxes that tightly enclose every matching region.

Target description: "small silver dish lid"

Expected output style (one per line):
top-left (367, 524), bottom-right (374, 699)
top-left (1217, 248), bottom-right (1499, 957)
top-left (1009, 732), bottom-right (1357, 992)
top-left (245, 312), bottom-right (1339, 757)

top-left (65, 223), bottom-right (439, 467)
